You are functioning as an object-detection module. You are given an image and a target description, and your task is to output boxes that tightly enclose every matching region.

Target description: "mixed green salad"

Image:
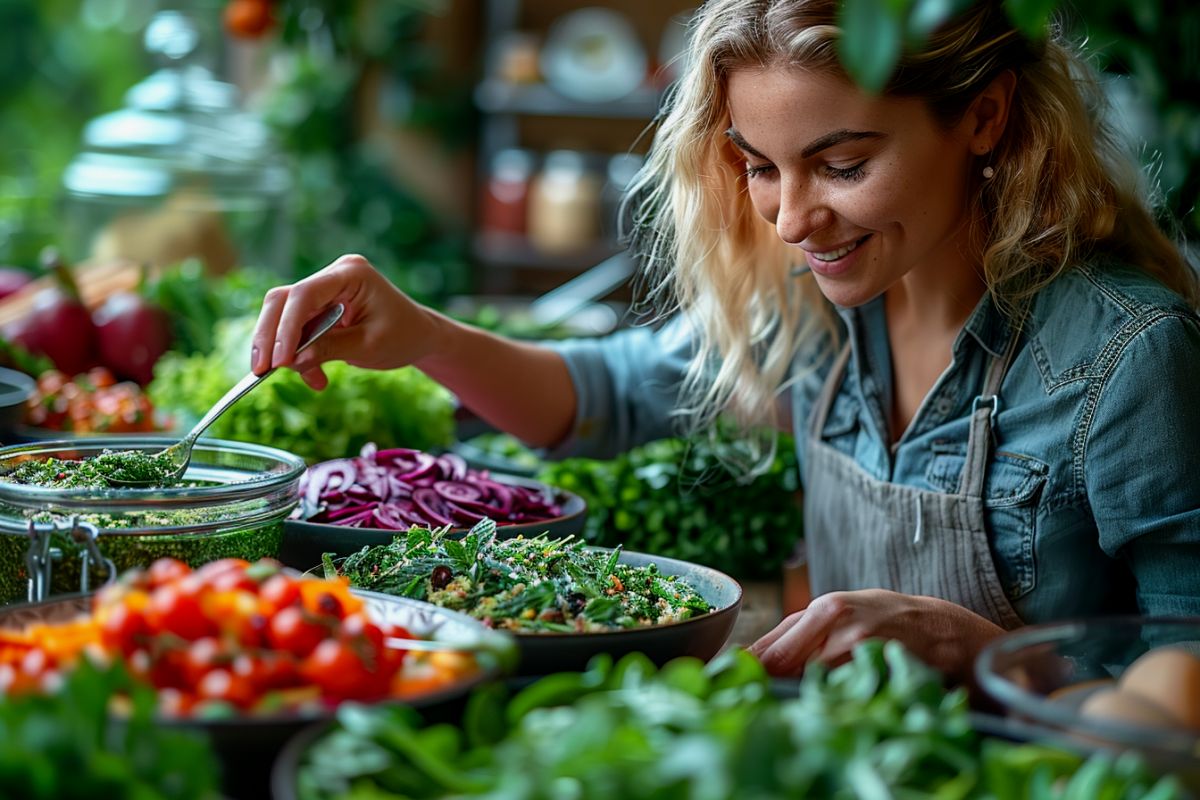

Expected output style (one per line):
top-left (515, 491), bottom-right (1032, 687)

top-left (328, 520), bottom-right (713, 633)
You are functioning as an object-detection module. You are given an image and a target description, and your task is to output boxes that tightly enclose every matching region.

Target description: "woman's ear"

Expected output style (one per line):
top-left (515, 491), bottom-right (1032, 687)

top-left (967, 70), bottom-right (1017, 154)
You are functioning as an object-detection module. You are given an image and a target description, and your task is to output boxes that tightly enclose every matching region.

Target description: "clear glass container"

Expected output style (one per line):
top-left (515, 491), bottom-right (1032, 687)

top-left (0, 437), bottom-right (304, 604)
top-left (61, 9), bottom-right (292, 274)
top-left (976, 615), bottom-right (1200, 791)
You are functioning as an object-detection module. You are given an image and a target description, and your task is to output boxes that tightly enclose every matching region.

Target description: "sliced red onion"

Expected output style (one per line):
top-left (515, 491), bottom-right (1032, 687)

top-left (300, 444), bottom-right (565, 530)
top-left (433, 480), bottom-right (483, 504)
top-left (411, 487), bottom-right (454, 527)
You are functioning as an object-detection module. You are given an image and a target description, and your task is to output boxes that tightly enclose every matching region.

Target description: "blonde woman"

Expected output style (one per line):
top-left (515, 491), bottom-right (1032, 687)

top-left (252, 0), bottom-right (1200, 684)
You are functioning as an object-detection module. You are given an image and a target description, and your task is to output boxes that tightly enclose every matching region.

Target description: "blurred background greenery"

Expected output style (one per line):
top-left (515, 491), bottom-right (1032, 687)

top-left (0, 0), bottom-right (1195, 298)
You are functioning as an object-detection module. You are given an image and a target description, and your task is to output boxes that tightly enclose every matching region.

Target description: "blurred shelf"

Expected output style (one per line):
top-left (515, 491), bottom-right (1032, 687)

top-left (475, 80), bottom-right (662, 119)
top-left (473, 232), bottom-right (622, 271)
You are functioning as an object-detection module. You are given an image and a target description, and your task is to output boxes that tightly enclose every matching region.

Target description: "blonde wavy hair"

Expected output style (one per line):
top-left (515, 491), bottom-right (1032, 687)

top-left (627, 0), bottom-right (1198, 441)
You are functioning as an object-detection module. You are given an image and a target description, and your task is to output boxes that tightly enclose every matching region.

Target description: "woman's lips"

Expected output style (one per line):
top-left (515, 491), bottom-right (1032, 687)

top-left (805, 234), bottom-right (871, 276)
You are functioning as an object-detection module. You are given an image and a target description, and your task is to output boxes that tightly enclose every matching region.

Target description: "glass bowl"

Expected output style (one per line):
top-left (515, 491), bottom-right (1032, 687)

top-left (976, 615), bottom-right (1200, 788)
top-left (0, 436), bottom-right (305, 603)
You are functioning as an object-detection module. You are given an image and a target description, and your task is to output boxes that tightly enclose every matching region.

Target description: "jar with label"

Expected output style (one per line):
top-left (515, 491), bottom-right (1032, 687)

top-left (480, 148), bottom-right (534, 236)
top-left (527, 150), bottom-right (601, 254)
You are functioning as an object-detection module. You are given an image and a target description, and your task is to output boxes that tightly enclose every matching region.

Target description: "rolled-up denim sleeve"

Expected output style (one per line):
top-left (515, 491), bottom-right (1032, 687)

top-left (1085, 313), bottom-right (1200, 616)
top-left (542, 316), bottom-right (695, 460)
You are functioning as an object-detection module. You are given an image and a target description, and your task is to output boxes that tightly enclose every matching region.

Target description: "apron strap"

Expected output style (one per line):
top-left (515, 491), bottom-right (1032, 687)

top-left (809, 342), bottom-right (853, 439)
top-left (957, 326), bottom-right (1023, 498)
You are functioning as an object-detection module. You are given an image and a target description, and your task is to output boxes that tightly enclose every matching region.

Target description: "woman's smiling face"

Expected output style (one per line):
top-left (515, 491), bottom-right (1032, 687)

top-left (726, 66), bottom-right (981, 308)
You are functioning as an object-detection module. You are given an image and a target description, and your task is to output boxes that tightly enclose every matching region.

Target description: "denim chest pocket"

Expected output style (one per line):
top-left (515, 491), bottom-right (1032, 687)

top-left (925, 443), bottom-right (1049, 600)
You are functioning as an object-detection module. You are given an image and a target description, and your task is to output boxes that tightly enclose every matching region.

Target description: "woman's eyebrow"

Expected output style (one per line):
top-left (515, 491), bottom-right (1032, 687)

top-left (725, 127), bottom-right (767, 159)
top-left (800, 129), bottom-right (885, 158)
top-left (726, 126), bottom-right (885, 160)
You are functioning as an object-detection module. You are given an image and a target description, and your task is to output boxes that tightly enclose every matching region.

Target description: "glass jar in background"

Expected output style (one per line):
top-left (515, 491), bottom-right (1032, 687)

top-left (527, 150), bottom-right (601, 254)
top-left (480, 148), bottom-right (535, 237)
top-left (61, 9), bottom-right (292, 275)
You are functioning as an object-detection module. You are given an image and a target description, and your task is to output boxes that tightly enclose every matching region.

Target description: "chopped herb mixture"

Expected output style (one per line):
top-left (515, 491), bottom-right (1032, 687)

top-left (330, 519), bottom-right (714, 633)
top-left (4, 450), bottom-right (180, 489)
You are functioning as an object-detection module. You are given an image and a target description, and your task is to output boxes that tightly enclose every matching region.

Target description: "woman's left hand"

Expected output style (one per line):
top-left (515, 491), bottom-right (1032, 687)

top-left (747, 589), bottom-right (1005, 685)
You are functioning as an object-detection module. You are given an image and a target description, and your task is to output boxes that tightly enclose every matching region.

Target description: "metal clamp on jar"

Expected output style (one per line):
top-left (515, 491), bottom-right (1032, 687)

top-left (24, 518), bottom-right (116, 603)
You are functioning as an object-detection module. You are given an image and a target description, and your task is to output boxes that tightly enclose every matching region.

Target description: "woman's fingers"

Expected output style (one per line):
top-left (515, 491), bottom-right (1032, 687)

top-left (749, 593), bottom-right (850, 676)
top-left (272, 277), bottom-right (351, 368)
top-left (251, 286), bottom-right (290, 375)
top-left (256, 256), bottom-right (371, 372)
top-left (749, 613), bottom-right (826, 676)
top-left (299, 364), bottom-right (329, 391)
top-left (291, 327), bottom-right (354, 374)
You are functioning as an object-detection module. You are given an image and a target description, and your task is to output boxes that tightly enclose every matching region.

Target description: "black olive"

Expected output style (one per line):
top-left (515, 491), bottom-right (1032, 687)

top-left (317, 592), bottom-right (342, 617)
top-left (431, 565), bottom-right (453, 589)
top-left (566, 592), bottom-right (588, 615)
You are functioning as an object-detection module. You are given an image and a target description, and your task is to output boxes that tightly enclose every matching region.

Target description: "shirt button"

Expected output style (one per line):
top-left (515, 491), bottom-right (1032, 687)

top-left (934, 397), bottom-right (954, 416)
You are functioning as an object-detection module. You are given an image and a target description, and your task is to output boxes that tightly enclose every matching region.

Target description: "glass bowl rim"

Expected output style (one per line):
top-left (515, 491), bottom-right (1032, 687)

top-left (975, 614), bottom-right (1200, 755)
top-left (0, 436), bottom-right (306, 508)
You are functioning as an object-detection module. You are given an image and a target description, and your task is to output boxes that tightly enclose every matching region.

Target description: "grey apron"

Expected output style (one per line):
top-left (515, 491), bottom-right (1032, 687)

top-left (802, 335), bottom-right (1025, 630)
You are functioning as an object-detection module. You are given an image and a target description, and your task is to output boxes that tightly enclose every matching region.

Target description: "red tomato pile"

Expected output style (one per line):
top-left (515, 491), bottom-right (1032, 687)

top-left (24, 367), bottom-right (161, 433)
top-left (0, 558), bottom-right (472, 717)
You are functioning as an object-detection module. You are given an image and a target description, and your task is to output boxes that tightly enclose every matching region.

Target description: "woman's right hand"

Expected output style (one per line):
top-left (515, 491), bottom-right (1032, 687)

top-left (250, 254), bottom-right (438, 390)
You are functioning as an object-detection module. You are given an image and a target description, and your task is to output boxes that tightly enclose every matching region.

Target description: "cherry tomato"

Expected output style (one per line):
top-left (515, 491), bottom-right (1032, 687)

top-left (233, 651), bottom-right (299, 692)
top-left (147, 648), bottom-right (190, 690)
top-left (195, 558), bottom-right (252, 582)
top-left (182, 637), bottom-right (226, 688)
top-left (259, 573), bottom-right (301, 615)
top-left (99, 598), bottom-right (152, 656)
top-left (147, 583), bottom-right (218, 641)
top-left (147, 557), bottom-right (191, 589)
top-left (343, 614), bottom-right (404, 673)
top-left (211, 567), bottom-right (260, 594)
top-left (301, 638), bottom-right (392, 700)
top-left (197, 668), bottom-right (256, 708)
top-left (224, 0), bottom-right (274, 39)
top-left (156, 687), bottom-right (195, 717)
top-left (266, 606), bottom-right (328, 658)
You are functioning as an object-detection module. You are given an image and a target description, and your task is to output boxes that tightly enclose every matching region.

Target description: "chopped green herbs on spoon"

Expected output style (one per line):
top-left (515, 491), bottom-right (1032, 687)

top-left (330, 519), bottom-right (714, 633)
top-left (4, 449), bottom-right (182, 490)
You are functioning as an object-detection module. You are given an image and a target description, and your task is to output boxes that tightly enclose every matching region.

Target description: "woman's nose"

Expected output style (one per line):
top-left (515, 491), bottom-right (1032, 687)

top-left (774, 179), bottom-right (828, 246)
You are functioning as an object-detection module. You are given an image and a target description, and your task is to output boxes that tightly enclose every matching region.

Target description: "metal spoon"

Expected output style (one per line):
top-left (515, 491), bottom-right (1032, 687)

top-left (107, 303), bottom-right (346, 488)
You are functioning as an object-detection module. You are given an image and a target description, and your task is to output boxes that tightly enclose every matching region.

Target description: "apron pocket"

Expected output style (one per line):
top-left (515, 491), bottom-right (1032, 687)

top-left (925, 445), bottom-right (1048, 600)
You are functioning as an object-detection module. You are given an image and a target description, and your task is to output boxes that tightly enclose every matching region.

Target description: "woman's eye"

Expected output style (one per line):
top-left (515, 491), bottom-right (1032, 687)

top-left (743, 163), bottom-right (775, 179)
top-left (825, 161), bottom-right (867, 181)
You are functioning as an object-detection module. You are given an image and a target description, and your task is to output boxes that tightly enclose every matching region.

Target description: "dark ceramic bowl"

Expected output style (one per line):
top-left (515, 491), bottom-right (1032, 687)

top-left (0, 589), bottom-right (510, 800)
top-left (0, 367), bottom-right (34, 441)
top-left (510, 550), bottom-right (742, 675)
top-left (279, 474), bottom-right (586, 572)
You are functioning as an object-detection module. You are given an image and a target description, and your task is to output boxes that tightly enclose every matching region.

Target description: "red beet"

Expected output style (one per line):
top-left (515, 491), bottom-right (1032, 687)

top-left (3, 251), bottom-right (98, 376)
top-left (92, 291), bottom-right (173, 385)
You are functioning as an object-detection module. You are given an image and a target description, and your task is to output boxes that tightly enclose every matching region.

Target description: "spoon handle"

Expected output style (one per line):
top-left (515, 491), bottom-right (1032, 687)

top-left (179, 304), bottom-right (346, 448)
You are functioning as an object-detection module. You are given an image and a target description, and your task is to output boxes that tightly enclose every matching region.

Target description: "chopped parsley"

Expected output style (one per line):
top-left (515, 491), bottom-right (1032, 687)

top-left (4, 450), bottom-right (180, 489)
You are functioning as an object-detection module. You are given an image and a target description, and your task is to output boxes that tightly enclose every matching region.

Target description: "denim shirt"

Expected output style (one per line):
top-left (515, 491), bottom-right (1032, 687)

top-left (547, 262), bottom-right (1200, 623)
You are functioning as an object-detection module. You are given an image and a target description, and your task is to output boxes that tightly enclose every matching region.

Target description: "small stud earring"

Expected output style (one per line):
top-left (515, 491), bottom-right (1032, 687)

top-left (982, 165), bottom-right (995, 179)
